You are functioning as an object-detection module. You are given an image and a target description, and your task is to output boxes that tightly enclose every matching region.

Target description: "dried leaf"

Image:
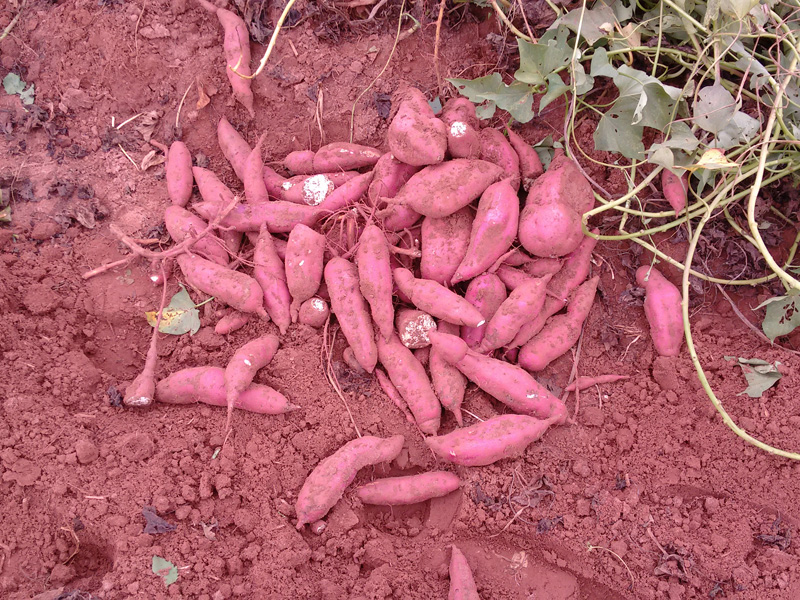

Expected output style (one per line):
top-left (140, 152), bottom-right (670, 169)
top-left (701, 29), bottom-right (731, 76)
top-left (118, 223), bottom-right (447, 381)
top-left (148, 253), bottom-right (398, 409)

top-left (724, 356), bottom-right (782, 398)
top-left (135, 111), bottom-right (161, 142)
top-left (71, 203), bottom-right (97, 229)
top-left (141, 150), bottom-right (166, 171)
top-left (142, 506), bottom-right (176, 534)
top-left (145, 286), bottom-right (201, 335)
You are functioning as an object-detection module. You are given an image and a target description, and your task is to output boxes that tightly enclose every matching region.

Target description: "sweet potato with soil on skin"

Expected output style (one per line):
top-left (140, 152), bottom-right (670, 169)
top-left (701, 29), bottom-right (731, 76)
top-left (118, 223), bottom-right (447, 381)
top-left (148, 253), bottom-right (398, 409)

top-left (355, 471), bottom-right (460, 505)
top-left (217, 117), bottom-right (252, 179)
top-left (429, 331), bottom-right (567, 422)
top-left (193, 166), bottom-right (236, 207)
top-left (505, 126), bottom-right (544, 190)
top-left (662, 169), bottom-right (689, 214)
top-left (193, 199), bottom-right (323, 233)
top-left (452, 180), bottom-right (520, 284)
top-left (480, 128), bottom-right (521, 191)
top-left (426, 413), bottom-right (561, 467)
top-left (153, 140), bottom-right (193, 206)
top-left (164, 206), bottom-right (229, 266)
top-left (395, 308), bottom-right (437, 349)
top-left (518, 275), bottom-right (600, 371)
top-left (449, 545), bottom-right (480, 600)
top-left (387, 88), bottom-right (448, 166)
top-left (325, 257), bottom-right (378, 373)
top-left (357, 224), bottom-right (395, 341)
top-left (381, 203), bottom-right (424, 232)
top-left (430, 321), bottom-right (467, 426)
top-left (522, 257), bottom-right (563, 278)
top-left (224, 334), bottom-right (280, 430)
top-left (215, 310), bottom-right (251, 334)
top-left (177, 253), bottom-right (267, 317)
top-left (312, 142), bottom-right (382, 172)
top-left (636, 265), bottom-right (683, 357)
top-left (316, 171), bottom-right (374, 213)
top-left (156, 366), bottom-right (298, 413)
top-left (375, 367), bottom-right (415, 425)
top-left (382, 159), bottom-right (503, 218)
top-left (297, 297), bottom-right (329, 328)
top-left (495, 265), bottom-right (533, 291)
top-left (565, 374), bottom-right (630, 392)
top-left (284, 150), bottom-right (316, 175)
top-left (498, 248), bottom-right (534, 268)
top-left (477, 275), bottom-right (552, 354)
top-left (281, 172), bottom-right (360, 205)
top-left (368, 153), bottom-right (419, 206)
top-left (460, 273), bottom-right (507, 348)
top-left (420, 207), bottom-right (473, 286)
top-left (377, 333), bottom-right (441, 435)
top-left (243, 134), bottom-right (269, 203)
top-left (253, 226), bottom-right (291, 334)
top-left (394, 268), bottom-right (486, 328)
top-left (440, 98), bottom-right (481, 159)
top-left (285, 224), bottom-right (326, 321)
top-left (263, 165), bottom-right (289, 200)
top-left (295, 434), bottom-right (405, 528)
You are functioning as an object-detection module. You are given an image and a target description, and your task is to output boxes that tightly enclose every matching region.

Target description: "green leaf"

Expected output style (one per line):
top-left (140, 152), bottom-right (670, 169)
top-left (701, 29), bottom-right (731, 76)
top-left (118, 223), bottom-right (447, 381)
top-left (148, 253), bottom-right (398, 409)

top-left (589, 48), bottom-right (618, 79)
top-left (720, 0), bottom-right (759, 19)
top-left (725, 357), bottom-right (782, 398)
top-left (647, 122), bottom-right (700, 168)
top-left (557, 2), bottom-right (617, 44)
top-left (713, 110), bottom-right (760, 149)
top-left (514, 27), bottom-right (572, 87)
top-left (152, 556), bottom-right (178, 586)
top-left (612, 65), bottom-right (681, 130)
top-left (448, 73), bottom-right (535, 123)
top-left (145, 286), bottom-right (201, 336)
top-left (757, 291), bottom-right (800, 341)
top-left (594, 112), bottom-right (645, 159)
top-left (475, 101), bottom-right (497, 120)
top-left (428, 97), bottom-right (442, 115)
top-left (2, 73), bottom-right (34, 106)
top-left (693, 83), bottom-right (737, 134)
top-left (538, 73), bottom-right (570, 114)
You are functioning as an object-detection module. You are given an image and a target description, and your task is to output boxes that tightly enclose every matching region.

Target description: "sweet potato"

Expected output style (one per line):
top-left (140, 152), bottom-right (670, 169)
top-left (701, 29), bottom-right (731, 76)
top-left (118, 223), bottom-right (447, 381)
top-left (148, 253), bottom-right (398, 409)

top-left (355, 472), bottom-right (460, 505)
top-left (215, 310), bottom-right (250, 334)
top-left (317, 171), bottom-right (374, 213)
top-left (253, 226), bottom-right (291, 334)
top-left (495, 265), bottom-right (533, 291)
top-left (325, 257), bottom-right (378, 373)
top-left (460, 273), bottom-right (507, 348)
top-left (357, 225), bottom-right (395, 341)
top-left (382, 159), bottom-right (503, 218)
top-left (518, 275), bottom-right (599, 371)
top-left (285, 224), bottom-right (326, 320)
top-left (430, 321), bottom-right (467, 426)
top-left (452, 180), bottom-right (520, 284)
top-left (217, 117), bottom-right (252, 180)
top-left (480, 128), bottom-right (521, 191)
top-left (312, 142), bottom-right (382, 172)
top-left (426, 413), bottom-right (561, 466)
top-left (281, 172), bottom-right (360, 205)
top-left (440, 98), bottom-right (481, 159)
top-left (636, 265), bottom-right (683, 356)
top-left (295, 434), bottom-right (405, 528)
top-left (375, 367), bottom-right (415, 425)
top-left (163, 141), bottom-right (193, 206)
top-left (193, 166), bottom-right (235, 206)
top-left (477, 275), bottom-right (552, 353)
top-left (565, 374), bottom-right (630, 391)
top-left (284, 150), bottom-right (316, 175)
top-left (194, 199), bottom-right (323, 233)
top-left (177, 253), bottom-right (267, 317)
top-left (298, 297), bottom-right (330, 328)
top-left (224, 334), bottom-right (280, 430)
top-left (164, 205), bottom-right (229, 266)
top-left (522, 257), bottom-right (562, 277)
top-left (377, 333), bottom-right (441, 435)
top-left (449, 545), bottom-right (480, 600)
top-left (421, 207), bottom-right (473, 285)
top-left (505, 126), bottom-right (544, 190)
top-left (262, 165), bottom-right (289, 200)
top-left (381, 203), bottom-right (423, 231)
top-left (429, 331), bottom-right (567, 422)
top-left (662, 169), bottom-right (689, 214)
top-left (387, 88), bottom-right (447, 166)
top-left (368, 153), bottom-right (419, 206)
top-left (156, 366), bottom-right (298, 413)
top-left (243, 134), bottom-right (269, 203)
top-left (395, 308), bottom-right (437, 349)
top-left (394, 268), bottom-right (485, 327)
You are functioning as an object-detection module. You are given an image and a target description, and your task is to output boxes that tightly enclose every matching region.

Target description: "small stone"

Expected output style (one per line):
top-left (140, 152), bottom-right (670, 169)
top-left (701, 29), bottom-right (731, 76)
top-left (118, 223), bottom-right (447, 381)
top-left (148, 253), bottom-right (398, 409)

top-left (704, 497), bottom-right (720, 514)
top-left (582, 406), bottom-right (604, 427)
top-left (49, 563), bottom-right (75, 586)
top-left (31, 221), bottom-right (61, 240)
top-left (572, 458), bottom-right (592, 477)
top-left (75, 439), bottom-right (99, 464)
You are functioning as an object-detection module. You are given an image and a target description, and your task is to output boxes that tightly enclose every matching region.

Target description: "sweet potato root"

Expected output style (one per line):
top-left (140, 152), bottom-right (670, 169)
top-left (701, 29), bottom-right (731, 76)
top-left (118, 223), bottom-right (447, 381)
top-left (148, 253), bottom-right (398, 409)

top-left (355, 472), bottom-right (460, 505)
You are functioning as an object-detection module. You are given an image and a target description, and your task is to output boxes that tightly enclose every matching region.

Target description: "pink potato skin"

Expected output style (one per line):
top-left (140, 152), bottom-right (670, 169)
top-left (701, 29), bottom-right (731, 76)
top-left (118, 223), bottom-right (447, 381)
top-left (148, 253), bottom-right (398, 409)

top-left (480, 128), bottom-right (521, 191)
top-left (163, 205), bottom-right (229, 266)
top-left (452, 180), bottom-right (520, 284)
top-left (312, 142), bottom-right (382, 172)
top-left (662, 169), bottom-right (689, 214)
top-left (460, 273), bottom-right (508, 348)
top-left (193, 166), bottom-right (236, 206)
top-left (377, 334), bottom-right (441, 435)
top-left (636, 265), bottom-right (683, 356)
top-left (357, 225), bottom-right (395, 341)
top-left (375, 367), bottom-right (415, 425)
top-left (282, 172), bottom-right (360, 205)
top-left (295, 435), bottom-right (405, 528)
top-left (213, 8), bottom-right (256, 117)
top-left (383, 159), bottom-right (503, 218)
top-left (325, 257), bottom-right (378, 373)
top-left (518, 275), bottom-right (600, 371)
top-left (426, 413), bottom-right (561, 467)
top-left (217, 117), bottom-right (252, 180)
top-left (253, 226), bottom-right (291, 334)
top-left (394, 268), bottom-right (485, 328)
top-left (430, 321), bottom-right (468, 426)
top-left (421, 207), bottom-right (473, 286)
top-left (284, 150), bottom-right (316, 175)
top-left (165, 141), bottom-right (193, 206)
top-left (381, 203), bottom-right (423, 231)
top-left (285, 224), bottom-right (326, 321)
top-left (262, 165), bottom-right (289, 200)
top-left (440, 98), bottom-right (481, 159)
top-left (429, 331), bottom-right (567, 422)
top-left (317, 171), bottom-right (374, 213)
top-left (155, 366), bottom-right (297, 413)
top-left (449, 545), bottom-right (480, 600)
top-left (495, 265), bottom-right (533, 291)
top-left (243, 135), bottom-right (269, 203)
top-left (177, 253), bottom-right (266, 317)
top-left (215, 310), bottom-right (251, 334)
top-left (523, 257), bottom-right (563, 277)
top-left (505, 126), bottom-right (544, 190)
top-left (225, 334), bottom-right (280, 409)
top-left (355, 471), bottom-right (460, 505)
top-left (193, 199), bottom-right (323, 233)
top-left (368, 153), bottom-right (419, 206)
top-left (387, 88), bottom-right (448, 167)
top-left (297, 297), bottom-right (329, 328)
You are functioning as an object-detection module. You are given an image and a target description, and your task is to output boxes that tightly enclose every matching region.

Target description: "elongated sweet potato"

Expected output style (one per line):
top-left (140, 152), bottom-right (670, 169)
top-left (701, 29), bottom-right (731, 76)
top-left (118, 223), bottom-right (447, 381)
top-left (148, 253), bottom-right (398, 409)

top-left (312, 142), bottom-right (382, 172)
top-left (426, 413), bottom-right (561, 466)
top-left (452, 180), bottom-right (520, 284)
top-left (449, 545), bottom-right (480, 600)
top-left (381, 203), bottom-right (423, 232)
top-left (368, 153), bottom-right (419, 206)
top-left (377, 333), bottom-right (441, 435)
top-left (387, 88), bottom-right (447, 166)
top-left (357, 225), bottom-right (395, 341)
top-left (460, 274), bottom-right (507, 348)
top-left (252, 226), bottom-right (291, 334)
top-left (375, 367), bottom-right (415, 425)
top-left (215, 310), bottom-right (250, 334)
top-left (636, 265), bottom-right (683, 356)
top-left (295, 435), bottom-right (404, 528)
top-left (217, 117), bottom-right (252, 180)
top-left (382, 159), bottom-right (503, 218)
top-left (285, 224), bottom-right (326, 321)
top-left (477, 275), bottom-right (552, 353)
top-left (224, 334), bottom-right (280, 429)
top-left (193, 199), bottom-right (323, 233)
top-left (282, 172), bottom-right (360, 205)
top-left (480, 128), bottom-right (521, 191)
top-left (495, 265), bottom-right (533, 290)
top-left (164, 206), bottom-right (229, 266)
top-left (421, 207), bottom-right (473, 286)
top-left (522, 257), bottom-right (562, 277)
top-left (505, 126), bottom-right (544, 190)
top-left (662, 169), bottom-right (689, 214)
top-left (325, 257), bottom-right (378, 373)
top-left (263, 165), bottom-right (289, 200)
top-left (193, 166), bottom-right (235, 206)
top-left (565, 374), bottom-right (630, 391)
top-left (429, 331), bottom-right (567, 422)
top-left (394, 268), bottom-right (485, 327)
top-left (177, 253), bottom-right (267, 317)
top-left (518, 275), bottom-right (599, 371)
top-left (163, 141), bottom-right (193, 206)
top-left (440, 98), bottom-right (481, 159)
top-left (430, 321), bottom-right (467, 426)
top-left (284, 150), bottom-right (316, 175)
top-left (316, 171), bottom-right (374, 214)
top-left (355, 471), bottom-right (460, 505)
top-left (243, 134), bottom-right (269, 203)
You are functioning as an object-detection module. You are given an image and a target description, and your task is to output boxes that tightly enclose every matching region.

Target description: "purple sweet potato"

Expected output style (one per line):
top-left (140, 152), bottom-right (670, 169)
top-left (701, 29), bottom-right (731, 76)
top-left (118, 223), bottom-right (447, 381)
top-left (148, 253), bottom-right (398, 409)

top-left (243, 134), bottom-right (269, 203)
top-left (449, 545), bottom-right (480, 600)
top-left (460, 273), bottom-right (507, 348)
top-left (495, 265), bottom-right (533, 291)
top-left (163, 141), bottom-right (193, 206)
top-left (317, 171), bottom-right (374, 213)
top-left (284, 150), bottom-right (316, 175)
top-left (193, 199), bottom-right (323, 233)
top-left (297, 297), bottom-right (329, 328)
top-left (387, 88), bottom-right (448, 166)
top-left (217, 117), bottom-right (252, 180)
top-left (480, 128), bottom-right (521, 191)
top-left (282, 172), bottom-right (360, 206)
top-left (164, 205), bottom-right (229, 266)
top-left (636, 265), bottom-right (683, 356)
top-left (662, 169), bottom-right (689, 214)
top-left (395, 308), bottom-right (437, 349)
top-left (355, 471), bottom-right (460, 505)
top-left (215, 310), bottom-right (250, 334)
top-left (368, 153), bottom-right (419, 206)
top-left (224, 334), bottom-right (280, 429)
top-left (421, 207), bottom-right (473, 286)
